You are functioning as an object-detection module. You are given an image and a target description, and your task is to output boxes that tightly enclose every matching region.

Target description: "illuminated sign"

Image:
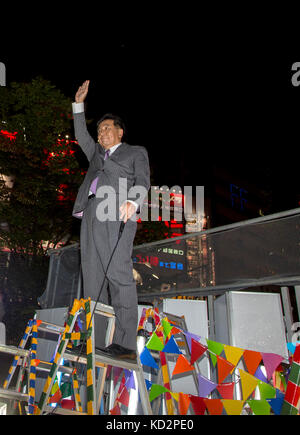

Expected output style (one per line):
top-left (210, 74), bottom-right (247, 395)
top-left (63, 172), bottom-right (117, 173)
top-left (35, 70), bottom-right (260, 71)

top-left (132, 254), bottom-right (184, 271)
top-left (230, 183), bottom-right (248, 211)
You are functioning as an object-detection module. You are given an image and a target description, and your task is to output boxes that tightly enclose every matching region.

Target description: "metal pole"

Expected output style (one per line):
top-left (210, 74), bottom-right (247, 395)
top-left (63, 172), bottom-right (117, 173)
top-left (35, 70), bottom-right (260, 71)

top-left (280, 287), bottom-right (294, 342)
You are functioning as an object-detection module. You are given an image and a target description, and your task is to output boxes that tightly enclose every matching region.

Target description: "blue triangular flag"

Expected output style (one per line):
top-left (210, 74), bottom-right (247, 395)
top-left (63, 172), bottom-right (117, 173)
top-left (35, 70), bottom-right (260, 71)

top-left (138, 379), bottom-right (152, 403)
top-left (140, 347), bottom-right (159, 369)
top-left (76, 317), bottom-right (83, 330)
top-left (145, 379), bottom-right (152, 391)
top-left (162, 335), bottom-right (182, 354)
top-left (267, 397), bottom-right (284, 415)
top-left (287, 342), bottom-right (300, 354)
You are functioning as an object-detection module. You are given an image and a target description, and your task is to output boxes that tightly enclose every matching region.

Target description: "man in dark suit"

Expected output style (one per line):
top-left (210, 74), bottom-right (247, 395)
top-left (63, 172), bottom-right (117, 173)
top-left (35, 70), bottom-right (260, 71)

top-left (72, 80), bottom-right (150, 360)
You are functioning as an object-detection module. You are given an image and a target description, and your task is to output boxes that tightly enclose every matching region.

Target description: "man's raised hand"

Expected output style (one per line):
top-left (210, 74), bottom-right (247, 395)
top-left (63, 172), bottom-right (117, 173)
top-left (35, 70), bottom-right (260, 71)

top-left (75, 80), bottom-right (90, 103)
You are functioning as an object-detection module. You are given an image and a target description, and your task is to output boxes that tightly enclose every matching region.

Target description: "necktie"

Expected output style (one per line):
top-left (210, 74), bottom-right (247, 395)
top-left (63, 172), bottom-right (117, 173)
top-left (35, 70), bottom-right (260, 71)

top-left (89, 149), bottom-right (110, 195)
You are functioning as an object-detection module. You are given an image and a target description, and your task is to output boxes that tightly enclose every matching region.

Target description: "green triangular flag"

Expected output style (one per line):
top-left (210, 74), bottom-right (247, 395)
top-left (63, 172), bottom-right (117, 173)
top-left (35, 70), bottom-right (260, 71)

top-left (149, 384), bottom-right (169, 402)
top-left (247, 399), bottom-right (271, 415)
top-left (162, 318), bottom-right (173, 338)
top-left (257, 381), bottom-right (276, 400)
top-left (60, 381), bottom-right (73, 398)
top-left (206, 339), bottom-right (224, 366)
top-left (146, 332), bottom-right (164, 351)
top-left (51, 379), bottom-right (59, 395)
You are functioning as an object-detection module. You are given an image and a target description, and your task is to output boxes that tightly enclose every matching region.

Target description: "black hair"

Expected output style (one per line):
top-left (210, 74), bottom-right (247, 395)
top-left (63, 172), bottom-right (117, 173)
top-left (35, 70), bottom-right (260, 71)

top-left (97, 113), bottom-right (126, 139)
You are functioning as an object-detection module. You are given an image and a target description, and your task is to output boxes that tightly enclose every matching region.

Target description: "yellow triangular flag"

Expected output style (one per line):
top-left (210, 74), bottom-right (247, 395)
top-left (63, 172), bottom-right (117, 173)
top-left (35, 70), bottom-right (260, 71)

top-left (222, 399), bottom-right (245, 415)
top-left (239, 369), bottom-right (259, 400)
top-left (223, 345), bottom-right (244, 372)
top-left (170, 392), bottom-right (179, 402)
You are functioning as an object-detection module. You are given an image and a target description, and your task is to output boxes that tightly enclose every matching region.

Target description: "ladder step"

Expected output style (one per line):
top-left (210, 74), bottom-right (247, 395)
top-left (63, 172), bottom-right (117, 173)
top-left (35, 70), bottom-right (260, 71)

top-left (0, 387), bottom-right (28, 402)
top-left (93, 301), bottom-right (115, 317)
top-left (44, 405), bottom-right (87, 415)
top-left (0, 344), bottom-right (29, 358)
top-left (64, 349), bottom-right (140, 370)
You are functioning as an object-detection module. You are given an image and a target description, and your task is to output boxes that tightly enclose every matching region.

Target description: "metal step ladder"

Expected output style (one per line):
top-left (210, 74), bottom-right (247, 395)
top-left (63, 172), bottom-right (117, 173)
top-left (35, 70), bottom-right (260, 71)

top-left (0, 298), bottom-right (152, 415)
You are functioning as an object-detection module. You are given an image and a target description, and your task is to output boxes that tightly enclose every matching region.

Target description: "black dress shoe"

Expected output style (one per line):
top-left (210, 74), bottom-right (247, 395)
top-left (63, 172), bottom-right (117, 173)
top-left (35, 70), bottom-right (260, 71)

top-left (96, 343), bottom-right (136, 361)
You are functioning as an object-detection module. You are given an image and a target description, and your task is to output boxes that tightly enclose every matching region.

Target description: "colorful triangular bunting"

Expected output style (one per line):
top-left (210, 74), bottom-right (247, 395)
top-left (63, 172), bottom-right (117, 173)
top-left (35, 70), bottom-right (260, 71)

top-left (204, 398), bottom-right (223, 415)
top-left (198, 373), bottom-right (217, 397)
top-left (217, 355), bottom-right (235, 383)
top-left (267, 396), bottom-right (284, 415)
top-left (247, 399), bottom-right (271, 415)
top-left (257, 380), bottom-right (276, 400)
top-left (261, 352), bottom-right (284, 381)
top-left (146, 332), bottom-right (164, 351)
top-left (110, 403), bottom-right (121, 415)
top-left (190, 338), bottom-right (207, 365)
top-left (223, 344), bottom-right (244, 370)
top-left (118, 386), bottom-right (130, 407)
top-left (178, 393), bottom-right (190, 415)
top-left (140, 346), bottom-right (159, 369)
top-left (253, 366), bottom-right (268, 383)
top-left (149, 384), bottom-right (169, 402)
top-left (243, 349), bottom-right (262, 375)
top-left (239, 369), bottom-right (259, 400)
top-left (172, 354), bottom-right (194, 377)
top-left (216, 382), bottom-right (235, 400)
top-left (48, 388), bottom-right (62, 404)
top-left (162, 335), bottom-right (181, 354)
top-left (222, 399), bottom-right (244, 415)
top-left (162, 318), bottom-right (173, 338)
top-left (124, 370), bottom-right (136, 390)
top-left (189, 395), bottom-right (206, 415)
top-left (206, 339), bottom-right (224, 366)
top-left (184, 331), bottom-right (202, 352)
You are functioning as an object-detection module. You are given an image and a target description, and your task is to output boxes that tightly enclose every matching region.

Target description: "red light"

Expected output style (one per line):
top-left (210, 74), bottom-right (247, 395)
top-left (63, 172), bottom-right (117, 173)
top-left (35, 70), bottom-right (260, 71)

top-left (0, 130), bottom-right (18, 141)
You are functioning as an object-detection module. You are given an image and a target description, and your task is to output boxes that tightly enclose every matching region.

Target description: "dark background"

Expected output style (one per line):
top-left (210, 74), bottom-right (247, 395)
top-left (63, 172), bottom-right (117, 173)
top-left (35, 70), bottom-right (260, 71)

top-left (1, 5), bottom-right (300, 210)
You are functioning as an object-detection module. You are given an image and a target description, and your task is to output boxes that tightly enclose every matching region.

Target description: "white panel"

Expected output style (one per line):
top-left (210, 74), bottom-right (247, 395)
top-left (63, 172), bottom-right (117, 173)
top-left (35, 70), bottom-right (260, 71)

top-left (227, 291), bottom-right (288, 359)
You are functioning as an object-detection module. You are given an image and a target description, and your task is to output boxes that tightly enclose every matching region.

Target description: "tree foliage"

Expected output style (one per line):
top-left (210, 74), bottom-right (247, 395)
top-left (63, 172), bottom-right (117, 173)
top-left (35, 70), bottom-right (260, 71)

top-left (0, 77), bottom-right (83, 255)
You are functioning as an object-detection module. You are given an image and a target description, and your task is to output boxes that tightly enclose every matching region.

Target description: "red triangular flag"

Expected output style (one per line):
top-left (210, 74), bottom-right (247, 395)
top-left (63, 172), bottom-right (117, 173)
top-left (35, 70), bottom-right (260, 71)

top-left (61, 399), bottom-right (75, 410)
top-left (217, 355), bottom-right (235, 383)
top-left (118, 386), bottom-right (130, 407)
top-left (204, 398), bottom-right (224, 415)
top-left (190, 338), bottom-right (207, 365)
top-left (172, 354), bottom-right (194, 376)
top-left (48, 388), bottom-right (62, 404)
top-left (178, 393), bottom-right (190, 415)
top-left (216, 382), bottom-right (235, 400)
top-left (170, 326), bottom-right (182, 335)
top-left (243, 349), bottom-right (262, 375)
top-left (189, 395), bottom-right (206, 415)
top-left (110, 403), bottom-right (121, 415)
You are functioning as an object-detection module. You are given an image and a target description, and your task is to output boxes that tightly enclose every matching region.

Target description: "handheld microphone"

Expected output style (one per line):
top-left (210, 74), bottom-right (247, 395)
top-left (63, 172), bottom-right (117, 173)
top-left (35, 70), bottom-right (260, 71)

top-left (118, 220), bottom-right (126, 238)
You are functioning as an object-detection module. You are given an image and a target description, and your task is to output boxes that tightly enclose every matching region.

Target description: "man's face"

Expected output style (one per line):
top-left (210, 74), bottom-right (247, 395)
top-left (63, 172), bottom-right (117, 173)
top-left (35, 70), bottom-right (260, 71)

top-left (97, 119), bottom-right (123, 149)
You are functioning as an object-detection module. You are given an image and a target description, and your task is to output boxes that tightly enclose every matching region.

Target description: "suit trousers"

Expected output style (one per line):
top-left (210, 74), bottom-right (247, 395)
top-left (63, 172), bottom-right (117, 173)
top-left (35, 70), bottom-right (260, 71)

top-left (80, 196), bottom-right (138, 351)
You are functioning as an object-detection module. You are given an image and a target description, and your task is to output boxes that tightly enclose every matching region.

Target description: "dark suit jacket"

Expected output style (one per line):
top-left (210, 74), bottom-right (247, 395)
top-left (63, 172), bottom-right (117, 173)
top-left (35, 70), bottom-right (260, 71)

top-left (72, 112), bottom-right (150, 218)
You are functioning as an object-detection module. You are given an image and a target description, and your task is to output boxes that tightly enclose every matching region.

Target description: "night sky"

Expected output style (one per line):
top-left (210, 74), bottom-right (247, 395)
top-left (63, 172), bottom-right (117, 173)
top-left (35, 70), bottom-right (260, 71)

top-left (1, 7), bottom-right (300, 208)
